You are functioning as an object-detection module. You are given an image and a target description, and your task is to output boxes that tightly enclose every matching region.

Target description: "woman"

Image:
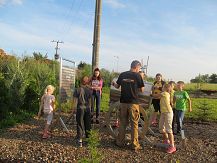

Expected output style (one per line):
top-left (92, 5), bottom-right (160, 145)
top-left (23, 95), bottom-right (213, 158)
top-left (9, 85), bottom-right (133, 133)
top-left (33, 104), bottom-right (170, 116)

top-left (150, 73), bottom-right (165, 126)
top-left (90, 68), bottom-right (103, 124)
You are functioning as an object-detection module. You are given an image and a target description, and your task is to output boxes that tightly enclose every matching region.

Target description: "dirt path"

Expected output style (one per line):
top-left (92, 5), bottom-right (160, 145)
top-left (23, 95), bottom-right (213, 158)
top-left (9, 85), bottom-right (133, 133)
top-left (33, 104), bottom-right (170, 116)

top-left (0, 114), bottom-right (216, 163)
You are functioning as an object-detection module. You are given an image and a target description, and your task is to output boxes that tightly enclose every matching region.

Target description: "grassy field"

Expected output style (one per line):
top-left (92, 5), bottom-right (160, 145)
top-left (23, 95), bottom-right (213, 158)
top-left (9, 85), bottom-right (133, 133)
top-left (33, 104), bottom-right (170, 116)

top-left (101, 87), bottom-right (217, 122)
top-left (185, 83), bottom-right (217, 91)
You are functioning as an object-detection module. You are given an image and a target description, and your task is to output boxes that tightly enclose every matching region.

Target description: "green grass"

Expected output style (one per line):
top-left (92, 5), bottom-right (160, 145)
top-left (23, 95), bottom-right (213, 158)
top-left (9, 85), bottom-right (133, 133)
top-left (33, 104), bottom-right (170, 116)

top-left (0, 110), bottom-right (34, 129)
top-left (185, 98), bottom-right (217, 121)
top-left (101, 87), bottom-right (217, 122)
top-left (101, 87), bottom-right (110, 112)
top-left (185, 83), bottom-right (217, 91)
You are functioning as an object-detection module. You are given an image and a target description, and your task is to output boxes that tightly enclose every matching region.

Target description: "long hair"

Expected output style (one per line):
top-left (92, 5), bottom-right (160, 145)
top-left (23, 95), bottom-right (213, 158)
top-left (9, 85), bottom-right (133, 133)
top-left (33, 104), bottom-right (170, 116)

top-left (91, 68), bottom-right (101, 80)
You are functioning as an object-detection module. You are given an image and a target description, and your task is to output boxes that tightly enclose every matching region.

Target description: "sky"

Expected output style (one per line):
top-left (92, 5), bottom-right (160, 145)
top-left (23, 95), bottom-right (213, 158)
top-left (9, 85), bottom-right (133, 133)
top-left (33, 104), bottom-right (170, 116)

top-left (1, 0), bottom-right (217, 82)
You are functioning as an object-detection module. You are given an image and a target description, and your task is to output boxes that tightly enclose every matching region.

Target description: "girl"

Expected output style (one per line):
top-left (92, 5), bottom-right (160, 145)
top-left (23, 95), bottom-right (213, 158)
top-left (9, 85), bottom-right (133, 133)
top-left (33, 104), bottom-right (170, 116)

top-left (38, 85), bottom-right (55, 139)
top-left (90, 68), bottom-right (103, 124)
top-left (150, 73), bottom-right (165, 126)
top-left (159, 84), bottom-right (176, 153)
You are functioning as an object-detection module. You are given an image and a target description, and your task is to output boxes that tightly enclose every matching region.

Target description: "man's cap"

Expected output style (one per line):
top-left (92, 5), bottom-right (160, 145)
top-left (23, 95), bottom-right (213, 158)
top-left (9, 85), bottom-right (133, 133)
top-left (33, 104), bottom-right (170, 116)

top-left (131, 60), bottom-right (141, 68)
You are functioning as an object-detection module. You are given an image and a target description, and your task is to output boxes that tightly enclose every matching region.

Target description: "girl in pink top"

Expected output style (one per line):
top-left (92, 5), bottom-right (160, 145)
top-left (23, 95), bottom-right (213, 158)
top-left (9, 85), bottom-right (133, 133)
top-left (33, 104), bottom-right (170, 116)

top-left (90, 68), bottom-right (103, 124)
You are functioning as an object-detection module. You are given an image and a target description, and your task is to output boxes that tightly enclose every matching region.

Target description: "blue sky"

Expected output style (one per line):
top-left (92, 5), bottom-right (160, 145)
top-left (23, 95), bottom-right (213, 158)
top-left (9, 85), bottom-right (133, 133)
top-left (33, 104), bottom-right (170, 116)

top-left (1, 0), bottom-right (217, 82)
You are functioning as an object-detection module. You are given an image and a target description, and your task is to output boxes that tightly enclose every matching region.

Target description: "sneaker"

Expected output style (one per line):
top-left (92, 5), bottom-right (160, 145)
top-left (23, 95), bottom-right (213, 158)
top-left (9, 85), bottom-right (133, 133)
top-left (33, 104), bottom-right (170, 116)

top-left (133, 145), bottom-right (143, 152)
top-left (42, 133), bottom-right (50, 139)
top-left (166, 146), bottom-right (176, 154)
top-left (152, 122), bottom-right (158, 127)
top-left (78, 139), bottom-right (83, 147)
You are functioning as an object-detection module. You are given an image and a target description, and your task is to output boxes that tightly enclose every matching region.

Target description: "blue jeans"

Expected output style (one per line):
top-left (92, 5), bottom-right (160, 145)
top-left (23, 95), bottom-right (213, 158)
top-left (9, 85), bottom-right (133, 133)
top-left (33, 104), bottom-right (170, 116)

top-left (175, 110), bottom-right (185, 133)
top-left (91, 90), bottom-right (101, 119)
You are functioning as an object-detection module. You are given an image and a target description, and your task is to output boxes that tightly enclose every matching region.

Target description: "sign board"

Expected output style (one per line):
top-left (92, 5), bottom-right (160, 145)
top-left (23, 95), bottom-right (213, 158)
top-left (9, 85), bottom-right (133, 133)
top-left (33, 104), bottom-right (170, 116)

top-left (59, 58), bottom-right (76, 103)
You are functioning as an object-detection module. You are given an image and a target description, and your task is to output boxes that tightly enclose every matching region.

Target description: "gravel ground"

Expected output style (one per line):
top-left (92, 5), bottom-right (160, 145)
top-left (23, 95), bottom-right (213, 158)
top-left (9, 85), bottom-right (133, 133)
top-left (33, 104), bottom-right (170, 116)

top-left (0, 114), bottom-right (216, 163)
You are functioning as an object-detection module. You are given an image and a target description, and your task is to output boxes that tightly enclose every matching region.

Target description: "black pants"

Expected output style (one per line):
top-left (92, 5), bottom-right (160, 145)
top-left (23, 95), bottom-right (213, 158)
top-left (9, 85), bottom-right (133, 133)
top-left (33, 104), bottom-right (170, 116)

top-left (76, 107), bottom-right (91, 139)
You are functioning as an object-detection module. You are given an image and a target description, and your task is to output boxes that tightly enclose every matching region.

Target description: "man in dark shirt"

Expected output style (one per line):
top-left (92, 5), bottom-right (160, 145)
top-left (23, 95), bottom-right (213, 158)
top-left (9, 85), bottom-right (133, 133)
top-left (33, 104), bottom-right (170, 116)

top-left (112, 60), bottom-right (144, 151)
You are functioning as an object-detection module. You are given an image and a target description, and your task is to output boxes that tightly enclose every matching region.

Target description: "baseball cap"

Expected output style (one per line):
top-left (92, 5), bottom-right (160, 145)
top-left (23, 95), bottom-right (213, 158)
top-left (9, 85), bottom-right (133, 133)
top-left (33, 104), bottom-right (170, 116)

top-left (131, 60), bottom-right (141, 68)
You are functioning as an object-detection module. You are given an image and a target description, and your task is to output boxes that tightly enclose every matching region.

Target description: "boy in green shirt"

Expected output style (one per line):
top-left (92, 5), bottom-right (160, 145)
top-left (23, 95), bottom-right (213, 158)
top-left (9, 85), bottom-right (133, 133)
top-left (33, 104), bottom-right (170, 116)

top-left (173, 81), bottom-right (192, 134)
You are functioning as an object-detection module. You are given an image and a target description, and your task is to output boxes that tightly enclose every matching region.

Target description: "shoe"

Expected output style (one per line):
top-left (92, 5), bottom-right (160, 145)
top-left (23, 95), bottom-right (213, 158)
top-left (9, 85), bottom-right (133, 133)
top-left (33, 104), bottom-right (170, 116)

top-left (152, 122), bottom-right (158, 127)
top-left (96, 119), bottom-right (99, 124)
top-left (78, 139), bottom-right (83, 147)
top-left (133, 145), bottom-right (143, 152)
top-left (113, 119), bottom-right (119, 128)
top-left (166, 146), bottom-right (176, 154)
top-left (42, 133), bottom-right (50, 139)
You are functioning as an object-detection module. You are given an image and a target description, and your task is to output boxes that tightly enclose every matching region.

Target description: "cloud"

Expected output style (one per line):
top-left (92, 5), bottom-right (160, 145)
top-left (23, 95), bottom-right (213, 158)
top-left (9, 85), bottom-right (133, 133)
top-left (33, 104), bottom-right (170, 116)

top-left (12, 0), bottom-right (23, 5)
top-left (104, 0), bottom-right (126, 9)
top-left (0, 0), bottom-right (22, 6)
top-left (100, 33), bottom-right (217, 82)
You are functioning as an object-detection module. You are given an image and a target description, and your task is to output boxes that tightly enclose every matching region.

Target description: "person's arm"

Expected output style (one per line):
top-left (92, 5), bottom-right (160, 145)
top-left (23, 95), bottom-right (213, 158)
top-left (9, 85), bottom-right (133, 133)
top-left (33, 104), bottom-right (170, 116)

top-left (165, 93), bottom-right (172, 112)
top-left (188, 98), bottom-right (192, 112)
top-left (72, 89), bottom-right (78, 113)
top-left (38, 95), bottom-right (44, 118)
top-left (112, 81), bottom-right (120, 89)
top-left (173, 95), bottom-right (176, 107)
top-left (72, 97), bottom-right (78, 113)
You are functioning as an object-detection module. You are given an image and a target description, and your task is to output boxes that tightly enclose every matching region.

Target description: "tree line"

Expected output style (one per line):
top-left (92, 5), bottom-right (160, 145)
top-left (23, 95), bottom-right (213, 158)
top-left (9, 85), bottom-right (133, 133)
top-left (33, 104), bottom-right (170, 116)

top-left (190, 74), bottom-right (217, 83)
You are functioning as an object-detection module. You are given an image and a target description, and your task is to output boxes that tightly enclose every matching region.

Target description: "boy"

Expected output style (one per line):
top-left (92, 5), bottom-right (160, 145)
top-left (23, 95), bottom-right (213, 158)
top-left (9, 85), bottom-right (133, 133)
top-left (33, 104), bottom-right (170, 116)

top-left (38, 85), bottom-right (55, 139)
top-left (173, 81), bottom-right (192, 135)
top-left (73, 76), bottom-right (92, 147)
top-left (159, 84), bottom-right (176, 153)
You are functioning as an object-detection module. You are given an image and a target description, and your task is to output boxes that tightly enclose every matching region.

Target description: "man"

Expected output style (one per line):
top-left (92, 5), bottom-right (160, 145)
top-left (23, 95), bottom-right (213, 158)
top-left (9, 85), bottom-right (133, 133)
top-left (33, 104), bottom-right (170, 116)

top-left (112, 60), bottom-right (144, 151)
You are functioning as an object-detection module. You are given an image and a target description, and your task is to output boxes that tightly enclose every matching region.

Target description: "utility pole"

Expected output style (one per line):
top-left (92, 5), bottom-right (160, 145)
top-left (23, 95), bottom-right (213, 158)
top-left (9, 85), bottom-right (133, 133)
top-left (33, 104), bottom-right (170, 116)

top-left (92, 0), bottom-right (102, 72)
top-left (114, 56), bottom-right (119, 72)
top-left (51, 40), bottom-right (64, 60)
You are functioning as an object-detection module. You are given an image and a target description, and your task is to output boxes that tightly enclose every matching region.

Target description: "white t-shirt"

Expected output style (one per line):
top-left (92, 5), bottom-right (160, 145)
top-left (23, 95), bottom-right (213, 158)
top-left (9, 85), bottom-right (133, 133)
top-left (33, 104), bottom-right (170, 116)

top-left (42, 94), bottom-right (55, 113)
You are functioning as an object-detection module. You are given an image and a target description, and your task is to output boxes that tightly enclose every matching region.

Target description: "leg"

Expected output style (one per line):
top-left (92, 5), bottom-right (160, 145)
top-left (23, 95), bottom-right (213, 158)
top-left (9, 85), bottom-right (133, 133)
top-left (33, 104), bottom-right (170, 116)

top-left (159, 113), bottom-right (169, 143)
top-left (150, 99), bottom-right (160, 125)
top-left (116, 103), bottom-right (129, 146)
top-left (172, 108), bottom-right (175, 133)
top-left (43, 112), bottom-right (53, 138)
top-left (95, 91), bottom-right (101, 123)
top-left (91, 93), bottom-right (96, 122)
top-left (76, 108), bottom-right (85, 139)
top-left (84, 108), bottom-right (92, 138)
top-left (129, 104), bottom-right (141, 150)
top-left (176, 110), bottom-right (184, 133)
top-left (165, 112), bottom-right (174, 146)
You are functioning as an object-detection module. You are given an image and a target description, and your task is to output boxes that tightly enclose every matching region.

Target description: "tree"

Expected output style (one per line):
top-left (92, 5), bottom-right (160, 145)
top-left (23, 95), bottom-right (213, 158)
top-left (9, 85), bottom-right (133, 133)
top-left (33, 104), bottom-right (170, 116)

top-left (33, 52), bottom-right (48, 61)
top-left (209, 73), bottom-right (217, 83)
top-left (190, 74), bottom-right (209, 83)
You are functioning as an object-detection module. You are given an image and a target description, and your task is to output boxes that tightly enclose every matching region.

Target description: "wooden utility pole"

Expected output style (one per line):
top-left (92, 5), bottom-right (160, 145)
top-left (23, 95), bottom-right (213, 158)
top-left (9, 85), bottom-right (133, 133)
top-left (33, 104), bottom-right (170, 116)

top-left (92, 0), bottom-right (102, 72)
top-left (51, 40), bottom-right (64, 60)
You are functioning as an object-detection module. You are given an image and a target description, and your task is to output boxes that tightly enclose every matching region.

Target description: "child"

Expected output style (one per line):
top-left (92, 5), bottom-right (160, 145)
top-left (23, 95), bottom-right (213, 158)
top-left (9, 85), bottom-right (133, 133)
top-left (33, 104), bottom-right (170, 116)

top-left (150, 73), bottom-right (166, 126)
top-left (168, 81), bottom-right (176, 133)
top-left (173, 81), bottom-right (192, 135)
top-left (159, 83), bottom-right (176, 153)
top-left (38, 85), bottom-right (55, 139)
top-left (73, 76), bottom-right (92, 147)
